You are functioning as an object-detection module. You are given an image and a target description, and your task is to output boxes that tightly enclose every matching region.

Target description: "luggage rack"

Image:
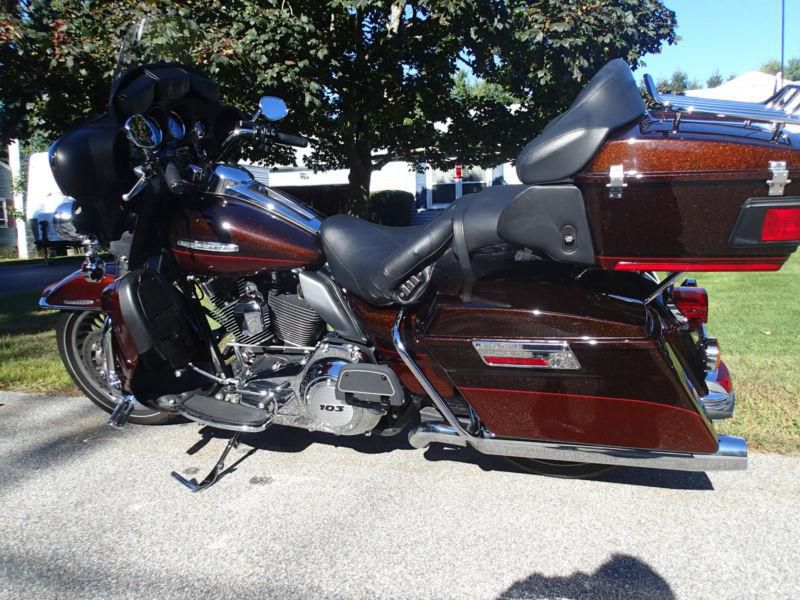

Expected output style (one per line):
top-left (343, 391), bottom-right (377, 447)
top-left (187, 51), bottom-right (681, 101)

top-left (643, 74), bottom-right (800, 141)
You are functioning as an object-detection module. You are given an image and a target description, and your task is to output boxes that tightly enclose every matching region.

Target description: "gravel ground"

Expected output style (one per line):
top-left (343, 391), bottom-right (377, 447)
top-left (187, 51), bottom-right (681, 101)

top-left (1, 390), bottom-right (798, 600)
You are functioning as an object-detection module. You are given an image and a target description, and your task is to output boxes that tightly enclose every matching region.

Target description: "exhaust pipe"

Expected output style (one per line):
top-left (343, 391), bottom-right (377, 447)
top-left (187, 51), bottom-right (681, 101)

top-left (409, 423), bottom-right (747, 472)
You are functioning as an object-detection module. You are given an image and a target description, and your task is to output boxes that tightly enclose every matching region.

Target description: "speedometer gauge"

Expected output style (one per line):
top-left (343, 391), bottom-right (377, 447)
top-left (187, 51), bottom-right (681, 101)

top-left (167, 112), bottom-right (186, 139)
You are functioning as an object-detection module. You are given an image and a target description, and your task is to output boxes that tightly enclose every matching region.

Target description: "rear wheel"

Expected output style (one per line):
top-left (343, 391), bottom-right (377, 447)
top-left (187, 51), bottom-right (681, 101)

top-left (56, 311), bottom-right (174, 425)
top-left (505, 457), bottom-right (615, 479)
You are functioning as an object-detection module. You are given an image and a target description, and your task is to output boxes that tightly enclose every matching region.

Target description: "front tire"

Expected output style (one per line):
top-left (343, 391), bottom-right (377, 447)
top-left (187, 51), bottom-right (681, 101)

top-left (56, 311), bottom-right (174, 425)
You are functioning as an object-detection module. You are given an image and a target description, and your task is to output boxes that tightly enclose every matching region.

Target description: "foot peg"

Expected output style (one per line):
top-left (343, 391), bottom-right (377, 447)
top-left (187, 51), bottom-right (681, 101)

top-left (171, 433), bottom-right (241, 492)
top-left (108, 395), bottom-right (136, 429)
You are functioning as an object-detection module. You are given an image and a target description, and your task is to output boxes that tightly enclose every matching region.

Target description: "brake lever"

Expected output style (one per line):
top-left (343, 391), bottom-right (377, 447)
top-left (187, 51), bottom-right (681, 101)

top-left (122, 166), bottom-right (154, 202)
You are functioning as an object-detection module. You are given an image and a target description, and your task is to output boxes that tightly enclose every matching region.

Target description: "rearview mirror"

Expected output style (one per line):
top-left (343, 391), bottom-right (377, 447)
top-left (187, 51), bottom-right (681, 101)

top-left (124, 114), bottom-right (163, 150)
top-left (258, 96), bottom-right (289, 121)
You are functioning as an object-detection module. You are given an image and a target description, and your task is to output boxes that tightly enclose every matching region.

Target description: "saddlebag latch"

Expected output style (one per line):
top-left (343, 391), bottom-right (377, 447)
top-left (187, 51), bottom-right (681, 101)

top-left (767, 161), bottom-right (791, 196)
top-left (606, 164), bottom-right (627, 199)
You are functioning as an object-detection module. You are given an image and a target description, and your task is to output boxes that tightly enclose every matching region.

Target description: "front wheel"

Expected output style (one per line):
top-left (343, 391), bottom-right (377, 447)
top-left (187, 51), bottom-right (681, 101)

top-left (56, 311), bottom-right (174, 425)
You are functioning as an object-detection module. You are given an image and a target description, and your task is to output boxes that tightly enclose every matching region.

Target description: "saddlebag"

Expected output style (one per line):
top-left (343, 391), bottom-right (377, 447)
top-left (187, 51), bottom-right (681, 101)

top-left (575, 115), bottom-right (800, 271)
top-left (418, 267), bottom-right (718, 454)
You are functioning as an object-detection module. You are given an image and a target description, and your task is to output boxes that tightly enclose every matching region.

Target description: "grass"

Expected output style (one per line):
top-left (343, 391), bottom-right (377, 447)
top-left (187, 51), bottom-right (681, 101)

top-left (689, 254), bottom-right (800, 453)
top-left (0, 291), bottom-right (77, 394)
top-left (0, 255), bottom-right (798, 452)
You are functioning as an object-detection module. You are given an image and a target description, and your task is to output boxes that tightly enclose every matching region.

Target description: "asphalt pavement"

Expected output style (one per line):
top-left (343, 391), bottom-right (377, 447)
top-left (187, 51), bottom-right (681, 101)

top-left (0, 259), bottom-right (82, 297)
top-left (1, 390), bottom-right (798, 599)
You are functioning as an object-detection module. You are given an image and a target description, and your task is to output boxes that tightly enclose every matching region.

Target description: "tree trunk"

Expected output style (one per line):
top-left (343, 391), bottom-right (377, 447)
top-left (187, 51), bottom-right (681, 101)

top-left (347, 141), bottom-right (373, 218)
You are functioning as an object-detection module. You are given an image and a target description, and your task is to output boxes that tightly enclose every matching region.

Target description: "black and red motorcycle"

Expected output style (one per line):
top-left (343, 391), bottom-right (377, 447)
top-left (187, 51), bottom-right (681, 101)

top-left (42, 23), bottom-right (800, 490)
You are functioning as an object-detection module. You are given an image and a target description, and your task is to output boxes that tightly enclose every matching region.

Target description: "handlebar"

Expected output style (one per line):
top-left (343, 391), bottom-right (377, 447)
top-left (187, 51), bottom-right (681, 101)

top-left (216, 122), bottom-right (309, 163)
top-left (164, 161), bottom-right (188, 194)
top-left (274, 131), bottom-right (309, 148)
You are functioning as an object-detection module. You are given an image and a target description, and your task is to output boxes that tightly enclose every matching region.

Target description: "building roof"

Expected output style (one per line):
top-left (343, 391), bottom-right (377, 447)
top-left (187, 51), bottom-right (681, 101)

top-left (686, 71), bottom-right (799, 102)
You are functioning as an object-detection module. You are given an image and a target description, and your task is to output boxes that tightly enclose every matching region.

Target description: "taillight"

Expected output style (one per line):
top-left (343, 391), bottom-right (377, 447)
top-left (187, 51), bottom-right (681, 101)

top-left (761, 207), bottom-right (800, 242)
top-left (715, 361), bottom-right (732, 393)
top-left (672, 286), bottom-right (709, 323)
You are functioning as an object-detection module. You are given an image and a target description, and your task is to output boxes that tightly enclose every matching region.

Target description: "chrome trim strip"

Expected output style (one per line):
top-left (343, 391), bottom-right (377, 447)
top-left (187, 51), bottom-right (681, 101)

top-left (227, 181), bottom-right (321, 235)
top-left (392, 308), bottom-right (472, 438)
top-left (176, 239), bottom-right (240, 253)
top-left (408, 423), bottom-right (748, 472)
top-left (472, 339), bottom-right (581, 370)
top-left (38, 297), bottom-right (101, 311)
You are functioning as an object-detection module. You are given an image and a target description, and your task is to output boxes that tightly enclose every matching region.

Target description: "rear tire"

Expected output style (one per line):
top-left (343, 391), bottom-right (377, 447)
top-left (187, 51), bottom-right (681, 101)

top-left (505, 457), bottom-right (615, 479)
top-left (56, 311), bottom-right (174, 425)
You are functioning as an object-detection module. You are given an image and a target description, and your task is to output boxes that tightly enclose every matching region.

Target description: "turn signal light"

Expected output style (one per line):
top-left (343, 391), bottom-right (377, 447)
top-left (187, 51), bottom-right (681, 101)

top-left (672, 286), bottom-right (709, 323)
top-left (715, 361), bottom-right (732, 393)
top-left (761, 208), bottom-right (800, 242)
top-left (701, 338), bottom-right (721, 372)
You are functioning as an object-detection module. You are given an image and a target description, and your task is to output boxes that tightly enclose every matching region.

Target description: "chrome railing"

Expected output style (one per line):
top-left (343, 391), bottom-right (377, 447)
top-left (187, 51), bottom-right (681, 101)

top-left (643, 74), bottom-right (800, 140)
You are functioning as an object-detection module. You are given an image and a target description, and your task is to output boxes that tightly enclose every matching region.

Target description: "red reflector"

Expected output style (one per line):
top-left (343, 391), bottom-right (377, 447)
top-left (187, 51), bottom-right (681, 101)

top-left (482, 356), bottom-right (549, 366)
top-left (716, 361), bottom-right (732, 393)
top-left (761, 208), bottom-right (800, 242)
top-left (600, 257), bottom-right (786, 272)
top-left (672, 286), bottom-right (709, 323)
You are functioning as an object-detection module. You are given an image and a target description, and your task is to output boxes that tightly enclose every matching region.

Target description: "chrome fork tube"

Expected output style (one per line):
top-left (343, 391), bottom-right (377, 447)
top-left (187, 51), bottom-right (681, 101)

top-left (391, 308), bottom-right (474, 439)
top-left (101, 316), bottom-right (139, 429)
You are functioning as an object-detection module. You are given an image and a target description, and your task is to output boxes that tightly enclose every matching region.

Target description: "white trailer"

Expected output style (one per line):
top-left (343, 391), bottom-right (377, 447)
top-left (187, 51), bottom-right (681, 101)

top-left (25, 151), bottom-right (78, 248)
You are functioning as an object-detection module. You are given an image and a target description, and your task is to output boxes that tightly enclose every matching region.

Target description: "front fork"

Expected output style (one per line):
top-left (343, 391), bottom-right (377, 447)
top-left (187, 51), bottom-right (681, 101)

top-left (101, 316), bottom-right (139, 429)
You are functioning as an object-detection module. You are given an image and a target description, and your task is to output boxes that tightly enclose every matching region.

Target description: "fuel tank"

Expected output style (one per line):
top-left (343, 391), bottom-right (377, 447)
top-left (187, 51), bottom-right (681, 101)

top-left (169, 165), bottom-right (323, 276)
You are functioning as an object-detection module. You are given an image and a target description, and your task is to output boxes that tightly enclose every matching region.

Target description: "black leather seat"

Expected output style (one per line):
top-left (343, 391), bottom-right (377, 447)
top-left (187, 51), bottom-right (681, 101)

top-left (515, 59), bottom-right (645, 184)
top-left (322, 59), bottom-right (644, 305)
top-left (321, 186), bottom-right (525, 306)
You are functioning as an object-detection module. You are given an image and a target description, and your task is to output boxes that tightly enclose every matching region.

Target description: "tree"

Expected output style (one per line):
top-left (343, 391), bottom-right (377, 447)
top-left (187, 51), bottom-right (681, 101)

top-left (1, 1), bottom-right (677, 214)
top-left (655, 68), bottom-right (698, 94)
top-left (761, 58), bottom-right (800, 82)
top-left (706, 69), bottom-right (723, 88)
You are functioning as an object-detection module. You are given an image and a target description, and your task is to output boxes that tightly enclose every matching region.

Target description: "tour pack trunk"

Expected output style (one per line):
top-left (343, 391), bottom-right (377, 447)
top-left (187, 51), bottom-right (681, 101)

top-left (576, 114), bottom-right (800, 272)
top-left (416, 268), bottom-right (719, 454)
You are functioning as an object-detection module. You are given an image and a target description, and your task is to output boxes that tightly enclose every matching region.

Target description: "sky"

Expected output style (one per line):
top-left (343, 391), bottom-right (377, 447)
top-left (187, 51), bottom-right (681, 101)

top-left (637, 0), bottom-right (799, 83)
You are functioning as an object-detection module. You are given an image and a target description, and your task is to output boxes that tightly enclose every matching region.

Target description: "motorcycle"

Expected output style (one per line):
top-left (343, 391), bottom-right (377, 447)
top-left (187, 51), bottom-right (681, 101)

top-left (42, 20), bottom-right (800, 490)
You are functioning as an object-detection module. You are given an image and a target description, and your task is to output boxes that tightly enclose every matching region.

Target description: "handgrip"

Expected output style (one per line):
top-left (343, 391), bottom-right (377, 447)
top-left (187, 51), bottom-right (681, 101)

top-left (164, 161), bottom-right (187, 194)
top-left (274, 132), bottom-right (309, 147)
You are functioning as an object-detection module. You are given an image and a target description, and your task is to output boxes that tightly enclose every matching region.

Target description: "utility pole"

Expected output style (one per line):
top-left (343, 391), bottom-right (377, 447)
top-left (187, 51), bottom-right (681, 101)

top-left (7, 140), bottom-right (28, 260)
top-left (780, 0), bottom-right (785, 87)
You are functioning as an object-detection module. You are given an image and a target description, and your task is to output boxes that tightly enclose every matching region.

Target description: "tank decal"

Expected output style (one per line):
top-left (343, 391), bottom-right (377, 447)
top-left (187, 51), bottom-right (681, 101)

top-left (172, 248), bottom-right (310, 275)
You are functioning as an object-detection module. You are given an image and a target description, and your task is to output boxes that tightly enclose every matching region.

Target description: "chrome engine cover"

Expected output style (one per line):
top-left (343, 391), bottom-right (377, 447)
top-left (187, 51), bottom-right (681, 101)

top-left (299, 358), bottom-right (383, 435)
top-left (258, 342), bottom-right (383, 436)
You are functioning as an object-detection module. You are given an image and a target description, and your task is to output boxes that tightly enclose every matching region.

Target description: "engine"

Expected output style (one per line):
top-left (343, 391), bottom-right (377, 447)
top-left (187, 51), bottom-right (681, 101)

top-left (202, 274), bottom-right (325, 347)
top-left (201, 273), bottom-right (389, 436)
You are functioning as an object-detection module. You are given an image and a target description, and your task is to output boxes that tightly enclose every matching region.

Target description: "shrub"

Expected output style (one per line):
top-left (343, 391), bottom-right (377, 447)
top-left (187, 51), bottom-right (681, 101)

top-left (371, 190), bottom-right (414, 226)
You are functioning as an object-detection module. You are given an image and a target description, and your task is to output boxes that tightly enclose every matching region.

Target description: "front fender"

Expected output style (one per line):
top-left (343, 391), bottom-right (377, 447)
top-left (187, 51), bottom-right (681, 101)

top-left (39, 268), bottom-right (117, 311)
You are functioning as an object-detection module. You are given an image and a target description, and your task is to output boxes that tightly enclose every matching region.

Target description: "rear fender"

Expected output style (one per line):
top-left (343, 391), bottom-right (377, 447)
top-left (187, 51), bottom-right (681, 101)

top-left (39, 269), bottom-right (116, 311)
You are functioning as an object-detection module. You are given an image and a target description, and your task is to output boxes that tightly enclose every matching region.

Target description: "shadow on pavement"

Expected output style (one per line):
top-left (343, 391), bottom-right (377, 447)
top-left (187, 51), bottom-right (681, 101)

top-left (499, 553), bottom-right (675, 600)
top-left (190, 425), bottom-right (713, 491)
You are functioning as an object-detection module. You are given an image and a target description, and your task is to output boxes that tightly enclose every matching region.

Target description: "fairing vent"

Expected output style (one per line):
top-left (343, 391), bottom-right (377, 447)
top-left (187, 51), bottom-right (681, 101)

top-left (268, 290), bottom-right (325, 347)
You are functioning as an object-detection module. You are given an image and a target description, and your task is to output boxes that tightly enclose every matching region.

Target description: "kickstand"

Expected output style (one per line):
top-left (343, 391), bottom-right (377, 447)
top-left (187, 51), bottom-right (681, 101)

top-left (171, 433), bottom-right (241, 492)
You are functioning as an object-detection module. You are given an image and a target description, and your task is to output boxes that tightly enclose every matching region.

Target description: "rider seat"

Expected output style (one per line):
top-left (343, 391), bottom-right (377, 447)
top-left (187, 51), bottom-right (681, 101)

top-left (321, 59), bottom-right (645, 305)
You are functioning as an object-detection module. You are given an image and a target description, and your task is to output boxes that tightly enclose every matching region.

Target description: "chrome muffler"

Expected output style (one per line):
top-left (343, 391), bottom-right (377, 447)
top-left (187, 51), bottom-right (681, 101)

top-left (408, 423), bottom-right (748, 472)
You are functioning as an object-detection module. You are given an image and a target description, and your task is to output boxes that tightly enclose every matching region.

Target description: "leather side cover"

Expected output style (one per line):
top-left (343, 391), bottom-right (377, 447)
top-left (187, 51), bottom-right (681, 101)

top-left (497, 185), bottom-right (595, 265)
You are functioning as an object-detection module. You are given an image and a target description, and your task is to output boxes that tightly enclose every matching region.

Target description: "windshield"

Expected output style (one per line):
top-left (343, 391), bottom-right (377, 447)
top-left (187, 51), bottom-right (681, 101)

top-left (110, 14), bottom-right (210, 99)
